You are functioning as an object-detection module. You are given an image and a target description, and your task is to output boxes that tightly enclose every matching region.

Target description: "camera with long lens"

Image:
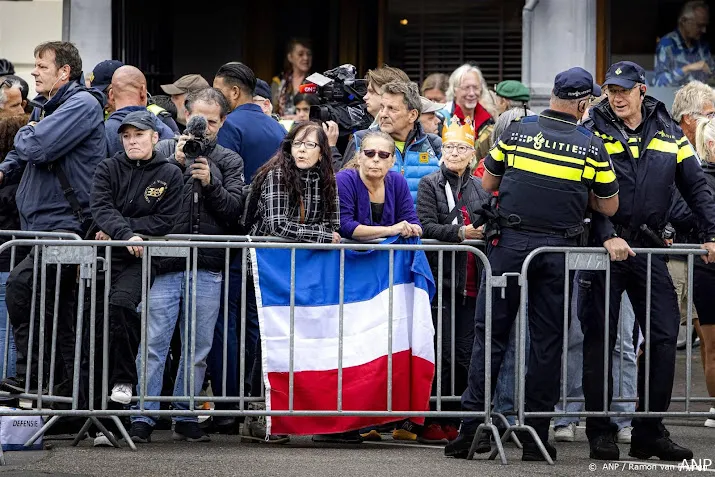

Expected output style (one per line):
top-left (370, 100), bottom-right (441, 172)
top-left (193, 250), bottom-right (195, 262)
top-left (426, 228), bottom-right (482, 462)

top-left (183, 116), bottom-right (211, 163)
top-left (302, 64), bottom-right (373, 138)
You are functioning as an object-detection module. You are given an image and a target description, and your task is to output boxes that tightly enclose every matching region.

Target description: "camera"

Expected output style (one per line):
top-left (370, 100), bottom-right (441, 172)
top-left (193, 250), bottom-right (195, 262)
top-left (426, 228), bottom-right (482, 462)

top-left (303, 65), bottom-right (373, 138)
top-left (183, 116), bottom-right (211, 162)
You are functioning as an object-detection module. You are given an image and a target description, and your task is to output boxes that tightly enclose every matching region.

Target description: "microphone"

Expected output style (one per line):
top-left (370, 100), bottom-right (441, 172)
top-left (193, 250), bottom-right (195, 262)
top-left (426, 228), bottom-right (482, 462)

top-left (184, 115), bottom-right (207, 137)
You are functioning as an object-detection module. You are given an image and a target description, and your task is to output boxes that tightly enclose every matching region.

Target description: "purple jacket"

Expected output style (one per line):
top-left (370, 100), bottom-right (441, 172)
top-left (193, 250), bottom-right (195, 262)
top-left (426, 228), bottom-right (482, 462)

top-left (336, 169), bottom-right (420, 239)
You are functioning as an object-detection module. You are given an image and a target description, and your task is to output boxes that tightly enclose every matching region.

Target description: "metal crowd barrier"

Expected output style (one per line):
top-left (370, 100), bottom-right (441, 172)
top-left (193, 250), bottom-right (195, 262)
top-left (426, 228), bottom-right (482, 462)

top-left (0, 235), bottom-right (520, 464)
top-left (497, 245), bottom-right (714, 465)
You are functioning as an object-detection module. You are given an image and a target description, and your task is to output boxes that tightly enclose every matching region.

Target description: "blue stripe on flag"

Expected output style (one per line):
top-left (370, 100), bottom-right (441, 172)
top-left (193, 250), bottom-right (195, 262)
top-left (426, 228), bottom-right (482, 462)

top-left (253, 236), bottom-right (435, 307)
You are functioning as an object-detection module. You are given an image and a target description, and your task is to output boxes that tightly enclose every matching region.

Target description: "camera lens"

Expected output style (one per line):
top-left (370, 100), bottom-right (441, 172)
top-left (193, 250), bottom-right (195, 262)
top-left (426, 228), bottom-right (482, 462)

top-left (184, 139), bottom-right (200, 159)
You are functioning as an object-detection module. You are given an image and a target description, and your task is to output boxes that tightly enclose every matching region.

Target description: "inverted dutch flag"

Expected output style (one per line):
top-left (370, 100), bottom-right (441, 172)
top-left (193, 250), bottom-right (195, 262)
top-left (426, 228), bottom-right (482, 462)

top-left (251, 236), bottom-right (436, 436)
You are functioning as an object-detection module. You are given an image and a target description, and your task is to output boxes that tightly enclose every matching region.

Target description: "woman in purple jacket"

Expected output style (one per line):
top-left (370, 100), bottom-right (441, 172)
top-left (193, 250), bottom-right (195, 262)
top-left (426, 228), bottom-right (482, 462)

top-left (336, 130), bottom-right (422, 241)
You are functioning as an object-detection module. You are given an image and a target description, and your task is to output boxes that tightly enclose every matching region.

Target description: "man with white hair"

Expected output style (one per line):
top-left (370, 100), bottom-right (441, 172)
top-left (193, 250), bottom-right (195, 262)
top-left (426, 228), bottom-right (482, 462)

top-left (0, 78), bottom-right (24, 117)
top-left (442, 64), bottom-right (494, 161)
top-left (654, 0), bottom-right (715, 87)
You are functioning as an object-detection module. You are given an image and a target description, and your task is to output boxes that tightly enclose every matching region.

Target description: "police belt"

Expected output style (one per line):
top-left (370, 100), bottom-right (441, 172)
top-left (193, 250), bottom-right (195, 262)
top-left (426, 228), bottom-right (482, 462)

top-left (496, 214), bottom-right (583, 239)
top-left (614, 224), bottom-right (665, 248)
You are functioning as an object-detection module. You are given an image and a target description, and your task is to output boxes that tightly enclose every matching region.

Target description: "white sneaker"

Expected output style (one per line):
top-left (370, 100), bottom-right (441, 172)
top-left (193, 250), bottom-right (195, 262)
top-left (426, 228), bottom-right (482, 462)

top-left (616, 426), bottom-right (632, 443)
top-left (554, 422), bottom-right (576, 442)
top-left (110, 383), bottom-right (133, 404)
top-left (676, 324), bottom-right (688, 350)
top-left (704, 408), bottom-right (715, 428)
top-left (93, 431), bottom-right (115, 447)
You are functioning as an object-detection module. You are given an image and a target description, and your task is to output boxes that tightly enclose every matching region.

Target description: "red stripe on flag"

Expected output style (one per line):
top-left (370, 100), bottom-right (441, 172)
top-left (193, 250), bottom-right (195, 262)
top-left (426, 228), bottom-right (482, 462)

top-left (266, 350), bottom-right (435, 435)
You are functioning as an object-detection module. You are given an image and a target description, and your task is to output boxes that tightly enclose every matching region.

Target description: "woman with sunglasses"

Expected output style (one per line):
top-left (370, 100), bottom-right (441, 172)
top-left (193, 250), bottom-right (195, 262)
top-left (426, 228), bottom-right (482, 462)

top-left (414, 118), bottom-right (491, 444)
top-left (336, 130), bottom-right (422, 241)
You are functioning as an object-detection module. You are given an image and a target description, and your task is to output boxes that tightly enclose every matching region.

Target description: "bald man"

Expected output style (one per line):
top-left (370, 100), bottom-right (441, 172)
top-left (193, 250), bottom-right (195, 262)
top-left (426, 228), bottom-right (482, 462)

top-left (104, 65), bottom-right (175, 156)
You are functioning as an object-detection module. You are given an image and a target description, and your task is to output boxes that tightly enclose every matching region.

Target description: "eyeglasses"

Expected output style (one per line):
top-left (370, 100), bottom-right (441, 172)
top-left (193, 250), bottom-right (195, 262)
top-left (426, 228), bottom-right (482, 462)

top-left (291, 140), bottom-right (318, 149)
top-left (699, 111), bottom-right (715, 119)
top-left (443, 144), bottom-right (472, 154)
top-left (363, 149), bottom-right (393, 159)
top-left (458, 85), bottom-right (481, 93)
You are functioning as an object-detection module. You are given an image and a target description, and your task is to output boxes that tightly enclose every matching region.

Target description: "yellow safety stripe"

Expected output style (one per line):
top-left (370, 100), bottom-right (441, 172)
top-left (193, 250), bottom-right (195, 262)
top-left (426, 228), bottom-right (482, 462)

top-left (586, 157), bottom-right (610, 168)
top-left (507, 153), bottom-right (514, 167)
top-left (595, 169), bottom-right (617, 184)
top-left (677, 144), bottom-right (695, 163)
top-left (627, 137), bottom-right (641, 144)
top-left (646, 137), bottom-right (679, 154)
top-left (489, 147), bottom-right (505, 162)
top-left (594, 131), bottom-right (614, 141)
top-left (514, 146), bottom-right (586, 166)
top-left (582, 166), bottom-right (595, 180)
top-left (629, 146), bottom-right (640, 159)
top-left (512, 155), bottom-right (584, 182)
top-left (604, 141), bottom-right (624, 154)
top-left (499, 141), bottom-right (517, 151)
top-left (676, 136), bottom-right (690, 146)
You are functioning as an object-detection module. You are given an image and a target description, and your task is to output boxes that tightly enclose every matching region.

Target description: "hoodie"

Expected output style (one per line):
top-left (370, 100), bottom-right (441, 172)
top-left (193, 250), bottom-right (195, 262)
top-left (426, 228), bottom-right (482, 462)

top-left (105, 106), bottom-right (175, 157)
top-left (90, 150), bottom-right (184, 242)
top-left (0, 80), bottom-right (107, 233)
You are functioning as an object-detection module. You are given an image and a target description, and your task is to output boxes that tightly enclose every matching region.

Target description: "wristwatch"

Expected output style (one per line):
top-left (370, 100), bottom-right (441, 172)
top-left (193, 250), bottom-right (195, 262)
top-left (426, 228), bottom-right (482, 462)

top-left (607, 232), bottom-right (619, 240)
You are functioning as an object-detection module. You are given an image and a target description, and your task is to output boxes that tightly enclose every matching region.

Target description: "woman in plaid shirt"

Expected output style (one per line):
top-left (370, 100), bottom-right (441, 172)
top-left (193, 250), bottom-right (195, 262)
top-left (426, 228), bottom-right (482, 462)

top-left (250, 122), bottom-right (341, 243)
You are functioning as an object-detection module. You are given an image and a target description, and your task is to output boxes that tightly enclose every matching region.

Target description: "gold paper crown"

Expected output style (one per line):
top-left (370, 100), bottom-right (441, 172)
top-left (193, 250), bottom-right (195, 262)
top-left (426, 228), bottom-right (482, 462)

top-left (442, 117), bottom-right (476, 148)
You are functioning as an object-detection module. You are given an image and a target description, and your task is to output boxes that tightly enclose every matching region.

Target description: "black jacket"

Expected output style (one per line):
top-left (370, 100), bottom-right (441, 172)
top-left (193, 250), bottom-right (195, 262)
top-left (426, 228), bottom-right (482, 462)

top-left (0, 180), bottom-right (25, 272)
top-left (416, 163), bottom-right (491, 293)
top-left (154, 137), bottom-right (245, 272)
top-left (584, 96), bottom-right (715, 244)
top-left (90, 151), bottom-right (184, 251)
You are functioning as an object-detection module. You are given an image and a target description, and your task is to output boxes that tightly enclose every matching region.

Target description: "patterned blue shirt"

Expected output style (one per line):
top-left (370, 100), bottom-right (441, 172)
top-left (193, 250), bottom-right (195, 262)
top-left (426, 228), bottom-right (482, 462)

top-left (654, 29), bottom-right (715, 86)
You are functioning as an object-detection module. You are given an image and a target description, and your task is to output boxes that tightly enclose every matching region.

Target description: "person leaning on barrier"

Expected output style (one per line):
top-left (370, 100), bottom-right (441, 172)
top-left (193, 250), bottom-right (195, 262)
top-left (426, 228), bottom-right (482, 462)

top-left (0, 41), bottom-right (107, 396)
top-left (445, 67), bottom-right (619, 462)
top-left (336, 130), bottom-right (422, 243)
top-left (580, 61), bottom-right (715, 462)
top-left (88, 110), bottom-right (183, 446)
top-left (127, 88), bottom-right (245, 445)
top-left (415, 118), bottom-right (490, 444)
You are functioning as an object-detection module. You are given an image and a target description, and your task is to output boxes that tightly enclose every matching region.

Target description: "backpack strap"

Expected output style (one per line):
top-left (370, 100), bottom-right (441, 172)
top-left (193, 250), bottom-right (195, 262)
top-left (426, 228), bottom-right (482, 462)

top-left (47, 162), bottom-right (86, 224)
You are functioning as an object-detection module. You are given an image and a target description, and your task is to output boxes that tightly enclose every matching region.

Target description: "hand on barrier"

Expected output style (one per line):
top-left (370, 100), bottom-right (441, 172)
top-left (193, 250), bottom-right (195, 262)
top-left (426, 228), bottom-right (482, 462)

top-left (391, 221), bottom-right (422, 238)
top-left (464, 224), bottom-right (484, 240)
top-left (191, 157), bottom-right (211, 187)
top-left (95, 231), bottom-right (110, 241)
top-left (604, 237), bottom-right (636, 261)
top-left (331, 231), bottom-right (341, 244)
top-left (126, 235), bottom-right (144, 258)
top-left (701, 242), bottom-right (715, 264)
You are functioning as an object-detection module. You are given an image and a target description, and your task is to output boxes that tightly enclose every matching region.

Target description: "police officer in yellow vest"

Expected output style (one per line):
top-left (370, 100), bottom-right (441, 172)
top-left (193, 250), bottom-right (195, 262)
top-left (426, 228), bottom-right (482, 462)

top-left (445, 67), bottom-right (620, 462)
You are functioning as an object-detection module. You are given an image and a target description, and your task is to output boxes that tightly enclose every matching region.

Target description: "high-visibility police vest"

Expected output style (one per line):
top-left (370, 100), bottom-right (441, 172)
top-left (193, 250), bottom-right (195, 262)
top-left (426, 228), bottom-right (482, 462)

top-left (485, 113), bottom-right (617, 231)
top-left (147, 103), bottom-right (168, 118)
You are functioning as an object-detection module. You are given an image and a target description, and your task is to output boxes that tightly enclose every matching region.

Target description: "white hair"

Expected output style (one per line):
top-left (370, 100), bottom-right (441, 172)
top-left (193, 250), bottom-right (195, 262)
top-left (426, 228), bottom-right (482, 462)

top-left (672, 80), bottom-right (715, 122)
top-left (695, 116), bottom-right (715, 162)
top-left (0, 78), bottom-right (21, 108)
top-left (446, 64), bottom-right (487, 102)
top-left (680, 0), bottom-right (709, 22)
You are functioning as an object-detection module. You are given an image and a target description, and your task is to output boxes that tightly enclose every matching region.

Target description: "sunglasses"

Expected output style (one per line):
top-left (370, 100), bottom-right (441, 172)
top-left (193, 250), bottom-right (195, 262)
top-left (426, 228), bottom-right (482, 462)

top-left (363, 149), bottom-right (393, 159)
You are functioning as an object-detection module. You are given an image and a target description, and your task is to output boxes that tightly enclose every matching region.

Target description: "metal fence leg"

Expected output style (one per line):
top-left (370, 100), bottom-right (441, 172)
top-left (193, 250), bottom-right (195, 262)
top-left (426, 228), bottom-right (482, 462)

top-left (24, 415), bottom-right (61, 447)
top-left (90, 417), bottom-right (121, 448)
top-left (492, 412), bottom-right (522, 448)
top-left (469, 422), bottom-right (507, 464)
top-left (71, 418), bottom-right (93, 446)
top-left (110, 416), bottom-right (136, 451)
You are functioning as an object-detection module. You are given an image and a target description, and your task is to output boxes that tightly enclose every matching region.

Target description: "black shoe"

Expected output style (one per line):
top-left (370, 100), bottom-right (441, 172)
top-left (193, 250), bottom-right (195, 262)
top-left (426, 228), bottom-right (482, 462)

top-left (0, 376), bottom-right (32, 394)
top-left (589, 434), bottom-right (620, 460)
top-left (312, 430), bottom-right (363, 444)
top-left (475, 430), bottom-right (492, 453)
top-left (173, 421), bottom-right (211, 442)
top-left (444, 432), bottom-right (475, 459)
top-left (522, 441), bottom-right (557, 461)
top-left (129, 421), bottom-right (153, 444)
top-left (629, 436), bottom-right (693, 461)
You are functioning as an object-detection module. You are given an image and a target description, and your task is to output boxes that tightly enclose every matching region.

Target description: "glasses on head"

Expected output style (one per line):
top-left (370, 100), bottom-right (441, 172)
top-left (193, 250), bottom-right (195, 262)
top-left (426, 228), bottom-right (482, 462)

top-left (362, 149), bottom-right (393, 159)
top-left (291, 140), bottom-right (318, 149)
top-left (0, 79), bottom-right (11, 89)
top-left (443, 144), bottom-right (472, 154)
top-left (699, 111), bottom-right (715, 119)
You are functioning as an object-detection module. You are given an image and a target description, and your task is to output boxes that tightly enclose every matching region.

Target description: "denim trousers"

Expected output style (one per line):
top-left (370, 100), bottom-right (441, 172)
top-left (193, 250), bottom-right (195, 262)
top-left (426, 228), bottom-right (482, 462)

top-left (0, 271), bottom-right (16, 380)
top-left (554, 282), bottom-right (638, 430)
top-left (492, 318), bottom-right (530, 425)
top-left (131, 269), bottom-right (222, 425)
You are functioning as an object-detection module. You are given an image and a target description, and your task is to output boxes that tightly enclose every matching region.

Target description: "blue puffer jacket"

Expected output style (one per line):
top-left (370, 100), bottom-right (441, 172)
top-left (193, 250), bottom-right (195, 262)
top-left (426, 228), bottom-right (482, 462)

top-left (0, 80), bottom-right (107, 233)
top-left (350, 123), bottom-right (442, 204)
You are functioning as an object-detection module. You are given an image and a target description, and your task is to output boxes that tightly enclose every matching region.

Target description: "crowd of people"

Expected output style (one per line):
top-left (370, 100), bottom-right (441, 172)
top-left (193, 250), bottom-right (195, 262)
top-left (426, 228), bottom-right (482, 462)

top-left (0, 33), bottom-right (714, 464)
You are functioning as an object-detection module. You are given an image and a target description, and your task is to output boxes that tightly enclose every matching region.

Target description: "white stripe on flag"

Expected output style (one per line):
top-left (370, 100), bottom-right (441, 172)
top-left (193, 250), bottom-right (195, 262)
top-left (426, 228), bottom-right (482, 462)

top-left (260, 283), bottom-right (435, 373)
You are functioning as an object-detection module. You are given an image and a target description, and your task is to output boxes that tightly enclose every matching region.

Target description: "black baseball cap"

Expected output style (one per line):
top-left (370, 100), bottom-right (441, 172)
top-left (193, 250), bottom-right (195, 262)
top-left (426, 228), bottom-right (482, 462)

top-left (254, 79), bottom-right (272, 100)
top-left (603, 61), bottom-right (646, 89)
top-left (90, 60), bottom-right (124, 92)
top-left (553, 67), bottom-right (599, 100)
top-left (118, 110), bottom-right (157, 133)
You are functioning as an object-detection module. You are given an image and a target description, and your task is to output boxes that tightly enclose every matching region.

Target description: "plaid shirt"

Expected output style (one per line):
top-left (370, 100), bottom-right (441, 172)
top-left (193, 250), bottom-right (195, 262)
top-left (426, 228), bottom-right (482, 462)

top-left (654, 29), bottom-right (715, 86)
top-left (251, 167), bottom-right (340, 243)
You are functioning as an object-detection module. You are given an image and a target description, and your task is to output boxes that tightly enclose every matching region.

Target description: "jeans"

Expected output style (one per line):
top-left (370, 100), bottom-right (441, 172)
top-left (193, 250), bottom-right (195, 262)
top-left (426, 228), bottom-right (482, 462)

top-left (493, 318), bottom-right (530, 425)
top-left (131, 270), bottom-right (222, 425)
top-left (555, 278), bottom-right (638, 430)
top-left (0, 271), bottom-right (16, 380)
top-left (207, 254), bottom-right (260, 409)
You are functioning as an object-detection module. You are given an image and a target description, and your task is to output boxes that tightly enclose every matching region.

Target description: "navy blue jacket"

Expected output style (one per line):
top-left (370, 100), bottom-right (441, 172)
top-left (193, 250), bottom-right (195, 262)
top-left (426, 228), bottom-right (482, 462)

top-left (105, 105), bottom-right (175, 157)
top-left (583, 96), bottom-right (715, 244)
top-left (217, 103), bottom-right (286, 184)
top-left (0, 80), bottom-right (107, 233)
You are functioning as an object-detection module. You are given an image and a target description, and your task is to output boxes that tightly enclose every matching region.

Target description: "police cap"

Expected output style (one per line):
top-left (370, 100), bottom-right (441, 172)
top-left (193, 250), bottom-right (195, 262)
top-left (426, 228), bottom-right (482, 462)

top-left (603, 61), bottom-right (646, 89)
top-left (553, 67), bottom-right (599, 100)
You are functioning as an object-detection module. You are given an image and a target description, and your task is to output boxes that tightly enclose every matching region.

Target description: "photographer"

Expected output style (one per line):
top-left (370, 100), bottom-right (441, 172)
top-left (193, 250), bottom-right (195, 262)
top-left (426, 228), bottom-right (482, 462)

top-left (128, 87), bottom-right (245, 444)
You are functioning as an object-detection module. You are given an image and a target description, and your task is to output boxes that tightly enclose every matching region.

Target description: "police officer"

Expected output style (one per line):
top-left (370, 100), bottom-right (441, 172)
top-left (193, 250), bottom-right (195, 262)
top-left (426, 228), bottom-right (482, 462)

top-left (445, 67), bottom-right (620, 461)
top-left (580, 61), bottom-right (715, 462)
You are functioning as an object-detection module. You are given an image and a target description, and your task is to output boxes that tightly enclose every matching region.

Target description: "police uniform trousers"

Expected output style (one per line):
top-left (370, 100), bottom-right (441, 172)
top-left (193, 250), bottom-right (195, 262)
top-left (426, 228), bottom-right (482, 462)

top-left (578, 252), bottom-right (679, 441)
top-left (461, 229), bottom-right (575, 442)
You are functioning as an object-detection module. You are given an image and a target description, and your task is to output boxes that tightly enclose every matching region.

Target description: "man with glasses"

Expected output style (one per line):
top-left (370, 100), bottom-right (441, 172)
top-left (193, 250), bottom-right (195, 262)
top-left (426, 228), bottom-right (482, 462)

top-left (655, 0), bottom-right (715, 87)
top-left (580, 60), bottom-right (715, 462)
